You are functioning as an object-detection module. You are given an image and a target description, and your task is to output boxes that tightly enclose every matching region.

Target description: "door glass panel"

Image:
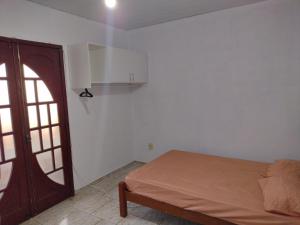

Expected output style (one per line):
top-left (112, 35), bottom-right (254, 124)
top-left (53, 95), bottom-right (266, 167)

top-left (0, 81), bottom-right (9, 106)
top-left (41, 128), bottom-right (51, 149)
top-left (39, 104), bottom-right (49, 126)
top-left (36, 151), bottom-right (53, 173)
top-left (54, 148), bottom-right (63, 169)
top-left (0, 63), bottom-right (6, 77)
top-left (0, 61), bottom-right (16, 204)
top-left (0, 162), bottom-right (12, 190)
top-left (48, 169), bottom-right (64, 185)
top-left (30, 130), bottom-right (41, 153)
top-left (27, 106), bottom-right (38, 128)
top-left (25, 80), bottom-right (36, 103)
top-left (37, 81), bottom-right (53, 102)
top-left (0, 108), bottom-right (13, 133)
top-left (3, 135), bottom-right (16, 160)
top-left (52, 126), bottom-right (61, 147)
top-left (23, 64), bottom-right (39, 78)
top-left (50, 104), bottom-right (59, 124)
top-left (22, 64), bottom-right (67, 188)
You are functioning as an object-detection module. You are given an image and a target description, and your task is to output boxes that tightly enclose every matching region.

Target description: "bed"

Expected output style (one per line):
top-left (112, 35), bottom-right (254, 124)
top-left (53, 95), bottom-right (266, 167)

top-left (119, 150), bottom-right (300, 225)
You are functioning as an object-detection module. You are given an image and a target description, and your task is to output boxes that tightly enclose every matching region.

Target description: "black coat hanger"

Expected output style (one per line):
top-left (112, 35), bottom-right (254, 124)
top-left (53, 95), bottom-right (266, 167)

top-left (79, 88), bottom-right (93, 98)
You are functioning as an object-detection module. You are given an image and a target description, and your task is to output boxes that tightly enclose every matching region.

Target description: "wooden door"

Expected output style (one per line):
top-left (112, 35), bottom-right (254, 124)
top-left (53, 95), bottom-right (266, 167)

top-left (18, 42), bottom-right (74, 214)
top-left (0, 37), bottom-right (74, 225)
top-left (0, 38), bottom-right (31, 225)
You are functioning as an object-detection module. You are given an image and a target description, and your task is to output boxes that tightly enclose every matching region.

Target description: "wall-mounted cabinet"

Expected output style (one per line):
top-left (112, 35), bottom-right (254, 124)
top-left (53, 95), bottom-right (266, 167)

top-left (68, 43), bottom-right (148, 88)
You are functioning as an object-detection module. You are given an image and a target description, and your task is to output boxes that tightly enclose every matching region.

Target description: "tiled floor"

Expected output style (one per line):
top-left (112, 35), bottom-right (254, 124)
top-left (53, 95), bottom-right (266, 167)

top-left (22, 162), bottom-right (198, 225)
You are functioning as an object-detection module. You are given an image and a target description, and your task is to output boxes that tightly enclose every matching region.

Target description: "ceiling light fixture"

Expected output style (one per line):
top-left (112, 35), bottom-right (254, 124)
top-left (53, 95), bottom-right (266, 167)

top-left (104, 0), bottom-right (117, 9)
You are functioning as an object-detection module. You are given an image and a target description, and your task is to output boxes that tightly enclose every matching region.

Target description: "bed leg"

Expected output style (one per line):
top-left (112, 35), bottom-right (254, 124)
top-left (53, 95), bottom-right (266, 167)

top-left (119, 182), bottom-right (128, 218)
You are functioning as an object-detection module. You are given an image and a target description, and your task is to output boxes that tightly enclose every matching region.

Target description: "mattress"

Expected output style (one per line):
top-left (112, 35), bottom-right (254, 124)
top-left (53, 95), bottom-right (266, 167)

top-left (125, 150), bottom-right (300, 225)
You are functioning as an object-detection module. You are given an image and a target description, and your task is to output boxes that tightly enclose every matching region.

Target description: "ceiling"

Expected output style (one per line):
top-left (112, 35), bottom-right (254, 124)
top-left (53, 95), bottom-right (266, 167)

top-left (27, 0), bottom-right (267, 30)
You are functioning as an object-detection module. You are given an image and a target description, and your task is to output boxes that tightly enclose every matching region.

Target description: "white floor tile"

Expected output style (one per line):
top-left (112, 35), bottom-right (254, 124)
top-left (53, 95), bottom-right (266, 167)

top-left (21, 162), bottom-right (197, 225)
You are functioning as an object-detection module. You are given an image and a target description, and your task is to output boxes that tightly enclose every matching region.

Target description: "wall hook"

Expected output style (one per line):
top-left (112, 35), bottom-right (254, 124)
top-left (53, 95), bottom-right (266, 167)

top-left (79, 88), bottom-right (93, 98)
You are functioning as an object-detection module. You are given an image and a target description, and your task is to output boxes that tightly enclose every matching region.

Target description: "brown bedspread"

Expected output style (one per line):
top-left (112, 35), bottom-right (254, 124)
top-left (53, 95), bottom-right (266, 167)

top-left (125, 150), bottom-right (300, 225)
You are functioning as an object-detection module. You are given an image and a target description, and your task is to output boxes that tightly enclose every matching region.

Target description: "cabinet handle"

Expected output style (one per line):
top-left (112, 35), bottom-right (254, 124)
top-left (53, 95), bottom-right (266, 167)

top-left (130, 73), bottom-right (134, 82)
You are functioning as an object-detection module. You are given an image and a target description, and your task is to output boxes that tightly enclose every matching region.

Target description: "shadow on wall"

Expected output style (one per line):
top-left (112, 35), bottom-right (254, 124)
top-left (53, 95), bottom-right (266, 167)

top-left (73, 86), bottom-right (133, 113)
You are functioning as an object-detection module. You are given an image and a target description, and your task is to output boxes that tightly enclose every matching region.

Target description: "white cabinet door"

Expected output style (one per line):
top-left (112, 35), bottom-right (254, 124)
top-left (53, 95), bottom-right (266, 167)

top-left (128, 51), bottom-right (148, 84)
top-left (90, 47), bottom-right (132, 84)
top-left (107, 47), bottom-right (132, 83)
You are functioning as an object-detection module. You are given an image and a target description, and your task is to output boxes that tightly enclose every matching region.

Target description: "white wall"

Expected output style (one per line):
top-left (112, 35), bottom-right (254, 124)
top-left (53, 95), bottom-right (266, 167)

top-left (2, 0), bottom-right (300, 191)
top-left (0, 0), bottom-right (133, 189)
top-left (129, 0), bottom-right (300, 163)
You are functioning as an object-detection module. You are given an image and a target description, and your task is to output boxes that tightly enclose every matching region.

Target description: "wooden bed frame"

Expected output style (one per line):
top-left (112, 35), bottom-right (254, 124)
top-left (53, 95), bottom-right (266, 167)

top-left (119, 182), bottom-right (236, 225)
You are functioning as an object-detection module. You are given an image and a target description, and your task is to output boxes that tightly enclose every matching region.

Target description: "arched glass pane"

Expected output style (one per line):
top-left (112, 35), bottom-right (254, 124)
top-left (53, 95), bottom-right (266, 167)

top-left (0, 63), bottom-right (7, 77)
top-left (23, 64), bottom-right (39, 78)
top-left (41, 128), bottom-right (51, 149)
top-left (48, 169), bottom-right (64, 185)
top-left (0, 162), bottom-right (13, 190)
top-left (37, 81), bottom-right (53, 102)
top-left (30, 130), bottom-right (41, 153)
top-left (25, 80), bottom-right (36, 103)
top-left (36, 151), bottom-right (53, 173)
top-left (50, 104), bottom-right (59, 124)
top-left (54, 148), bottom-right (63, 169)
top-left (0, 108), bottom-right (13, 133)
top-left (0, 81), bottom-right (9, 106)
top-left (0, 62), bottom-right (15, 197)
top-left (52, 126), bottom-right (61, 147)
top-left (39, 104), bottom-right (49, 126)
top-left (3, 135), bottom-right (16, 160)
top-left (22, 64), bottom-right (65, 187)
top-left (28, 106), bottom-right (38, 128)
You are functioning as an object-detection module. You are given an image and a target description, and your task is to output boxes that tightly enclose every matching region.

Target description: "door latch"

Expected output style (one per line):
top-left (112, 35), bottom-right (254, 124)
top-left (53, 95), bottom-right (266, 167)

top-left (26, 134), bottom-right (32, 144)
